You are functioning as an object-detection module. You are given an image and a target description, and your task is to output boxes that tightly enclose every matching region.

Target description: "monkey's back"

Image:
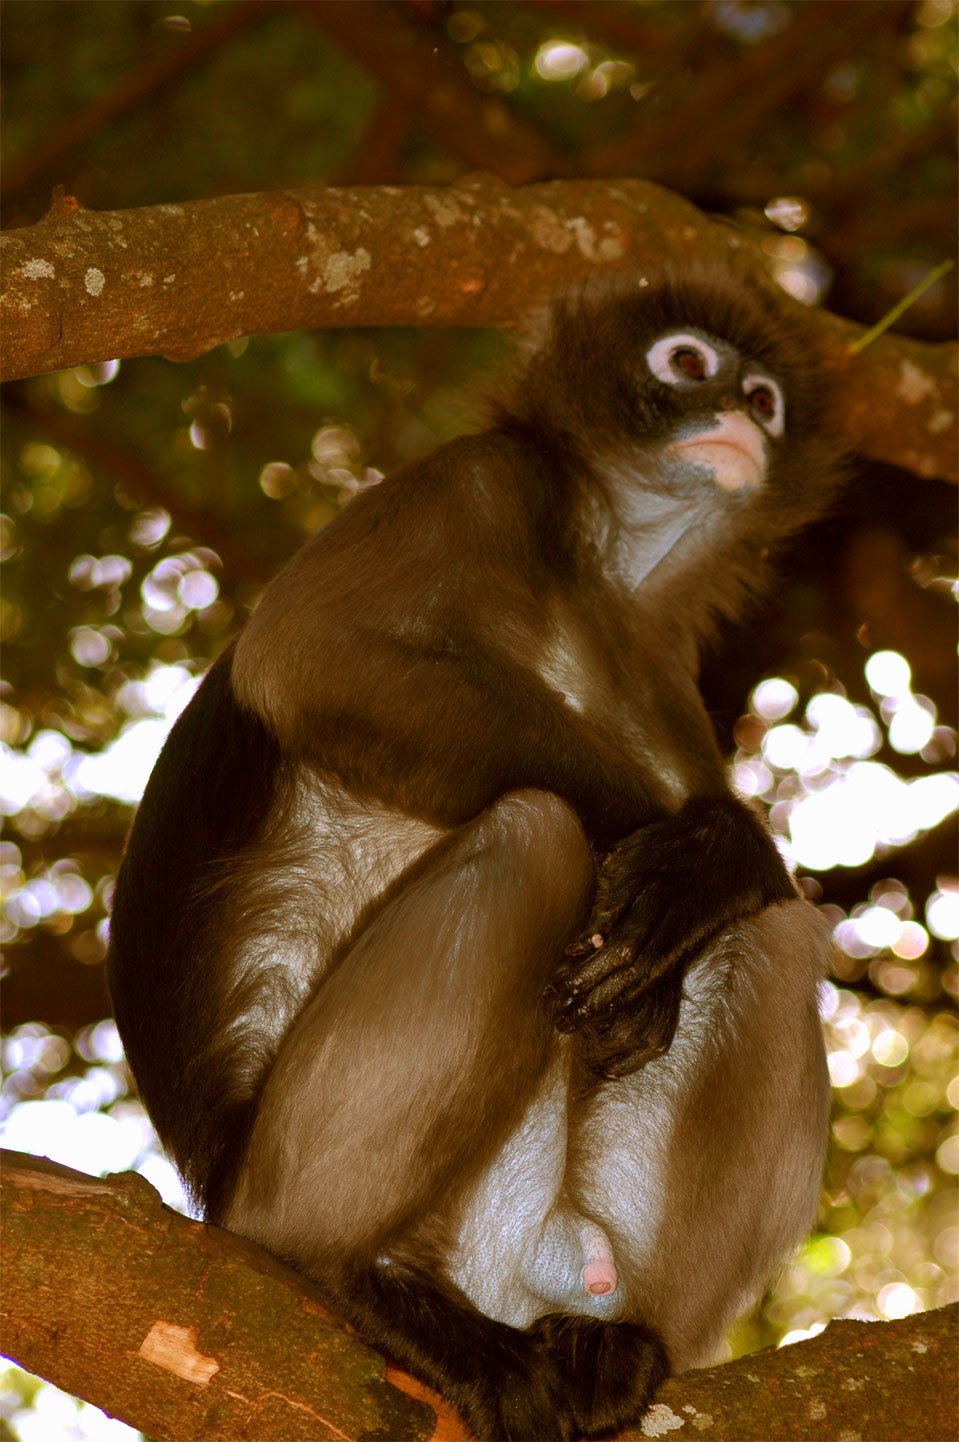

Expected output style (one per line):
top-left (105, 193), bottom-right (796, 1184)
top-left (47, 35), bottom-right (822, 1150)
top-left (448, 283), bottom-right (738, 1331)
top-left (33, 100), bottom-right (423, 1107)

top-left (107, 647), bottom-right (284, 1210)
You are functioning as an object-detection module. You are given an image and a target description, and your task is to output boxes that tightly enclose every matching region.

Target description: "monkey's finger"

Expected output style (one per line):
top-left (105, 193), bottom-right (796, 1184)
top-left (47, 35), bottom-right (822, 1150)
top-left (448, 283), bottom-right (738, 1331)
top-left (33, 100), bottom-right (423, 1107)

top-left (575, 1012), bottom-right (668, 1074)
top-left (593, 1036), bottom-right (668, 1079)
top-left (563, 911), bottom-right (620, 958)
top-left (548, 939), bottom-right (633, 999)
top-left (578, 977), bottom-right (684, 1074)
top-left (553, 961), bottom-right (637, 1030)
top-left (554, 933), bottom-right (689, 1029)
top-left (562, 932), bottom-right (606, 962)
top-left (559, 904), bottom-right (641, 967)
top-left (554, 904), bottom-right (660, 989)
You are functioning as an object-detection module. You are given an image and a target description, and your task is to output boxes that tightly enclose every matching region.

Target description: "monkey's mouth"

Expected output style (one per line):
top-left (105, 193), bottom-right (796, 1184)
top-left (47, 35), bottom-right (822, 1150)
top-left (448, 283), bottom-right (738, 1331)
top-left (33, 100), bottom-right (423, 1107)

top-left (671, 414), bottom-right (766, 492)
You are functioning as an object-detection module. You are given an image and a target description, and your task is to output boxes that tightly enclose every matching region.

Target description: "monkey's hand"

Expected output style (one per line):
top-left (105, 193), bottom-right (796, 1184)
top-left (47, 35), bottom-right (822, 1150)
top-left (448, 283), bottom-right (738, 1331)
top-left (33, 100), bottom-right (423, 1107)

top-left (547, 796), bottom-right (795, 1074)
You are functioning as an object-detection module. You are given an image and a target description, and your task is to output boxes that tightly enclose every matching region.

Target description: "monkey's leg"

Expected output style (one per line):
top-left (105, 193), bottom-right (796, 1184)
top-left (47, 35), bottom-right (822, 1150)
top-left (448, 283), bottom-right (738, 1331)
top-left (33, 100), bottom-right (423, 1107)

top-left (558, 900), bottom-right (831, 1426)
top-left (226, 788), bottom-right (595, 1442)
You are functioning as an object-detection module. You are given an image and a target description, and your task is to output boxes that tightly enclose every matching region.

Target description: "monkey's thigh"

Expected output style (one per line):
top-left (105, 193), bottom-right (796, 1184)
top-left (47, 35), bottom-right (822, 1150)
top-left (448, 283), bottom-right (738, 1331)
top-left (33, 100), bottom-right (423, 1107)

top-left (569, 899), bottom-right (831, 1370)
top-left (225, 788), bottom-right (595, 1266)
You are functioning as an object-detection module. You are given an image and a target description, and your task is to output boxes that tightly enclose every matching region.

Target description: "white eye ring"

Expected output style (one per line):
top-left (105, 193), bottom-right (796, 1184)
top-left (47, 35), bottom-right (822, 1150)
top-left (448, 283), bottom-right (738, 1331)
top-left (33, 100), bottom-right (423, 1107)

top-left (742, 373), bottom-right (785, 436)
top-left (646, 333), bottom-right (720, 385)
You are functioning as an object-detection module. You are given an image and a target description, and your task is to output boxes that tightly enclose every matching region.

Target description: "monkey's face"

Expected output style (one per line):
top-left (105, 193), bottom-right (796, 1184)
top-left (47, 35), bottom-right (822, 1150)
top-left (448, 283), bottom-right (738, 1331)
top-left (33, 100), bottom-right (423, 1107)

top-left (644, 327), bottom-right (785, 494)
top-left (513, 266), bottom-right (845, 535)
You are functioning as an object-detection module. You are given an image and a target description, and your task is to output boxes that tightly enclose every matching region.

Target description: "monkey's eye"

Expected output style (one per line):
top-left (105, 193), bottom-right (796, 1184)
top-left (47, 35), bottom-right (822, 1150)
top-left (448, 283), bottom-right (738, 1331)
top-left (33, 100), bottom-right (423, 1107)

top-left (742, 374), bottom-right (785, 436)
top-left (673, 349), bottom-right (707, 380)
top-left (646, 332), bottom-right (720, 386)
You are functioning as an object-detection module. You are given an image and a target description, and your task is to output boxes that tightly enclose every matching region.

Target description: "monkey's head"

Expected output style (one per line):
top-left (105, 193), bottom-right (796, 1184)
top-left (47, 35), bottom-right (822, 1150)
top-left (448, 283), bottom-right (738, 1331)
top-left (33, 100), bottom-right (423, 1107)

top-left (507, 262), bottom-right (848, 544)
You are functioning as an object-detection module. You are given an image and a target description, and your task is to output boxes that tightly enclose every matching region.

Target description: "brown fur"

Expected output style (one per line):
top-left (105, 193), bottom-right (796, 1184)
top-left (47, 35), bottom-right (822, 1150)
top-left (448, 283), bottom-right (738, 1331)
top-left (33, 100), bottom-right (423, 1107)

top-left (109, 266), bottom-right (842, 1440)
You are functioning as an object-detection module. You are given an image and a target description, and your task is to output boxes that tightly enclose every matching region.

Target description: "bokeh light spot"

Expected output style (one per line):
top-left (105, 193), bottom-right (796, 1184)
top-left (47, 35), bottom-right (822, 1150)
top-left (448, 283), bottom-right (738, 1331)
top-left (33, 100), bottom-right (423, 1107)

top-left (865, 650), bottom-right (911, 699)
top-left (877, 1282), bottom-right (919, 1319)
top-left (534, 40), bottom-right (589, 79)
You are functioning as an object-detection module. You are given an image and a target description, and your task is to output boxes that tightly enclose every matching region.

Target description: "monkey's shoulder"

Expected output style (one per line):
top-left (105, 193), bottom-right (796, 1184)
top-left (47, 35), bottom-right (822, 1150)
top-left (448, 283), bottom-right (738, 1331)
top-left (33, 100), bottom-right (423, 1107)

top-left (273, 423), bottom-right (575, 581)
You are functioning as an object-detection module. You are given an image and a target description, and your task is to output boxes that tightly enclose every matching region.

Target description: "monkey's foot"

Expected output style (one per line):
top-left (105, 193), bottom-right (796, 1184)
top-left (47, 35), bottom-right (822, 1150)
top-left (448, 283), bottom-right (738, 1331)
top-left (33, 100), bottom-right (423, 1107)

top-left (451, 1326), bottom-right (576, 1442)
top-left (529, 1314), bottom-right (669, 1440)
top-left (574, 970), bottom-right (685, 1077)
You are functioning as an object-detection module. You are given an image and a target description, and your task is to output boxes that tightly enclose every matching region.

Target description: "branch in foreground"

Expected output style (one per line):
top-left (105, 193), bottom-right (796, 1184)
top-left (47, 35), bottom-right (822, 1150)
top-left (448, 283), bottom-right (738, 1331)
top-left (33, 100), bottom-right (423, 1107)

top-left (2, 1151), bottom-right (956, 1442)
top-left (1, 177), bottom-right (955, 480)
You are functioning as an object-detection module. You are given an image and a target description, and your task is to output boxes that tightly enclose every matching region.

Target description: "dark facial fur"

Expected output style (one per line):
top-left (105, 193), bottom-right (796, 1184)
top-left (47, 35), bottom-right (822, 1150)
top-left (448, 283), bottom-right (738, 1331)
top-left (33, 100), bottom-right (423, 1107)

top-left (109, 264), bottom-right (838, 1440)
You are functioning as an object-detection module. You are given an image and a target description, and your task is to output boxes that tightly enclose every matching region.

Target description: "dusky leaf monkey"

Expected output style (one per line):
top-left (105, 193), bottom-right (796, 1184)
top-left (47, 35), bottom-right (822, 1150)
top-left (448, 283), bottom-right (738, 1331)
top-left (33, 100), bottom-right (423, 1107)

top-left (110, 264), bottom-right (842, 1439)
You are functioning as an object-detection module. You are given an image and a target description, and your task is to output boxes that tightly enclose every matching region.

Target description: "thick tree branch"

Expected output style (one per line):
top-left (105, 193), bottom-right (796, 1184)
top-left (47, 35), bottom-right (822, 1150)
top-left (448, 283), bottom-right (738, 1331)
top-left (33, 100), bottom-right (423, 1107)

top-left (1, 178), bottom-right (955, 480)
top-left (2, 1152), bottom-right (956, 1442)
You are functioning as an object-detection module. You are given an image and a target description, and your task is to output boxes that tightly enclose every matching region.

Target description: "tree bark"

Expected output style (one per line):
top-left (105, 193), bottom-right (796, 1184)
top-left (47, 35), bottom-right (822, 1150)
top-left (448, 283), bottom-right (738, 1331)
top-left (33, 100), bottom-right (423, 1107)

top-left (2, 1150), bottom-right (956, 1442)
top-left (1, 177), bottom-right (955, 481)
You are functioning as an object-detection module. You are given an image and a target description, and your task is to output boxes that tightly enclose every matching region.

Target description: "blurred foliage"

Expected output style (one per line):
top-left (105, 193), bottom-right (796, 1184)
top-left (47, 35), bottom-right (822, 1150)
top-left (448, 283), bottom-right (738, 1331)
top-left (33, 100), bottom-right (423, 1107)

top-left (0, 0), bottom-right (956, 1428)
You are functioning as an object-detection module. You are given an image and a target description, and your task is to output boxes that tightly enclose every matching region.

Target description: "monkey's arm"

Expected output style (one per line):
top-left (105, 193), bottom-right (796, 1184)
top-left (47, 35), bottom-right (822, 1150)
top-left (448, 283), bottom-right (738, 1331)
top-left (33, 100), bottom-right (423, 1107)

top-left (248, 630), bottom-right (656, 836)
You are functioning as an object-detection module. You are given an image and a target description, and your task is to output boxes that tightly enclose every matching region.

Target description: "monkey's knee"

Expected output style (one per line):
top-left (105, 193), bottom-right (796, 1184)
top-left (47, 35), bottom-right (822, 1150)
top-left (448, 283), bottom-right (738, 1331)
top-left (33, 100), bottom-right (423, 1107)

top-left (484, 789), bottom-right (594, 911)
top-left (493, 787), bottom-right (586, 841)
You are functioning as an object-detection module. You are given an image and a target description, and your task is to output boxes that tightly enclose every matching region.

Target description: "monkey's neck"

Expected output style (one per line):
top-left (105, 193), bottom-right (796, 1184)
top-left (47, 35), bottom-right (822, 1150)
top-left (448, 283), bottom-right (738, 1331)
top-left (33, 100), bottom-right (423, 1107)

top-left (618, 512), bottom-right (701, 589)
top-left (586, 465), bottom-right (763, 643)
top-left (589, 469), bottom-right (711, 591)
